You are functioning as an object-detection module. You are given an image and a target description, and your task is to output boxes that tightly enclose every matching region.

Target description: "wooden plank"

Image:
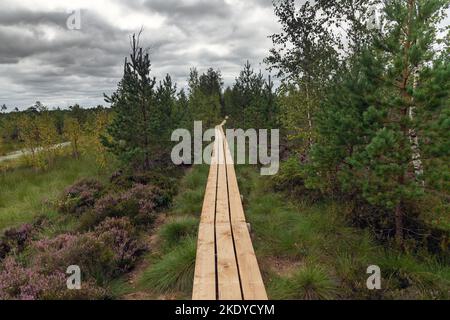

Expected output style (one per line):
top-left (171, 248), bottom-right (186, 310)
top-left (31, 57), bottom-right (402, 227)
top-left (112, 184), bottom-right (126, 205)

top-left (231, 221), bottom-right (268, 300)
top-left (222, 126), bottom-right (267, 300)
top-left (216, 223), bottom-right (242, 300)
top-left (215, 128), bottom-right (242, 300)
top-left (215, 132), bottom-right (229, 224)
top-left (192, 222), bottom-right (216, 300)
top-left (200, 162), bottom-right (217, 224)
top-left (222, 132), bottom-right (247, 223)
top-left (192, 136), bottom-right (218, 300)
top-left (194, 122), bottom-right (267, 301)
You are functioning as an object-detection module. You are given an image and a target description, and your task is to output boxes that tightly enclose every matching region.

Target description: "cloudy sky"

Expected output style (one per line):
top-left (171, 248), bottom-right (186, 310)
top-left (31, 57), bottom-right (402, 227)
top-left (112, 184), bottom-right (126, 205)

top-left (0, 0), bottom-right (280, 109)
top-left (1, 1), bottom-right (448, 110)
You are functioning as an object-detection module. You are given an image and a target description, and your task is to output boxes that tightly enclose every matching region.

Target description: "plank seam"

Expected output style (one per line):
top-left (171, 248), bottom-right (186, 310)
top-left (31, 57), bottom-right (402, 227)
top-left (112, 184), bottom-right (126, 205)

top-left (213, 135), bottom-right (219, 300)
top-left (223, 131), bottom-right (245, 299)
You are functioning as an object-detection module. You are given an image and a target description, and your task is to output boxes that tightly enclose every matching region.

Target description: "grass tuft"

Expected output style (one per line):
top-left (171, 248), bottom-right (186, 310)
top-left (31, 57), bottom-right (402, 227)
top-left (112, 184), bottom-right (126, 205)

top-left (269, 265), bottom-right (337, 300)
top-left (139, 237), bottom-right (197, 294)
top-left (171, 165), bottom-right (209, 216)
top-left (159, 216), bottom-right (199, 249)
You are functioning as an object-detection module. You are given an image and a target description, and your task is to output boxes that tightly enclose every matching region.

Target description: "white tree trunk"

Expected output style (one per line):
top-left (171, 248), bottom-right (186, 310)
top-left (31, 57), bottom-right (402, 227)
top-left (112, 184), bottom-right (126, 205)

top-left (409, 66), bottom-right (424, 185)
top-left (305, 83), bottom-right (313, 149)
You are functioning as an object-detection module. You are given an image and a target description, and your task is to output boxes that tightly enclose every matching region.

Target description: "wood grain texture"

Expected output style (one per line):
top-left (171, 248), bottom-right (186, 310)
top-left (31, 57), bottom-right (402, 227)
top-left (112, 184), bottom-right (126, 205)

top-left (192, 121), bottom-right (267, 301)
top-left (192, 133), bottom-right (218, 300)
top-left (215, 128), bottom-right (242, 299)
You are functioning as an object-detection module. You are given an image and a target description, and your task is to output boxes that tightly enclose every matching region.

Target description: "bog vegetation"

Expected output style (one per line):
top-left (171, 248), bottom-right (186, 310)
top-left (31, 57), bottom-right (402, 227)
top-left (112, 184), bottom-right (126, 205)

top-left (0, 0), bottom-right (448, 299)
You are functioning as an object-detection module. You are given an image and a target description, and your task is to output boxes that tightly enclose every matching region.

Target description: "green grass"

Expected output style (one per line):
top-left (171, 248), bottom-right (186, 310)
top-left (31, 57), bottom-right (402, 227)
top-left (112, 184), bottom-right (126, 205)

top-left (138, 237), bottom-right (197, 294)
top-left (114, 159), bottom-right (449, 300)
top-left (268, 265), bottom-right (337, 300)
top-left (159, 216), bottom-right (199, 250)
top-left (0, 153), bottom-right (114, 231)
top-left (235, 164), bottom-right (450, 300)
top-left (120, 164), bottom-right (207, 298)
top-left (171, 164), bottom-right (209, 216)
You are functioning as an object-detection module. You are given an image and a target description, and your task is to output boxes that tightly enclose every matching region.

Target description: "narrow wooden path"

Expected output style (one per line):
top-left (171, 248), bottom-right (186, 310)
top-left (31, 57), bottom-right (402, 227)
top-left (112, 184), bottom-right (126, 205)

top-left (192, 122), bottom-right (267, 300)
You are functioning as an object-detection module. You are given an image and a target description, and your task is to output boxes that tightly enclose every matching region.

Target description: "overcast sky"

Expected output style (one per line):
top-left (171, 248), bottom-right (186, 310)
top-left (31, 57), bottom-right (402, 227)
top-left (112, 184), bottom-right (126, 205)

top-left (0, 0), bottom-right (281, 109)
top-left (1, 1), bottom-right (448, 110)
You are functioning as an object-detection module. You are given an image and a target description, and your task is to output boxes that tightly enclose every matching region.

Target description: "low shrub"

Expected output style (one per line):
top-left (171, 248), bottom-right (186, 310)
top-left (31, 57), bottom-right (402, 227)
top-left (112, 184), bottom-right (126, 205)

top-left (82, 184), bottom-right (167, 229)
top-left (94, 217), bottom-right (146, 273)
top-left (270, 156), bottom-right (322, 201)
top-left (30, 217), bottom-right (145, 284)
top-left (30, 233), bottom-right (116, 284)
top-left (0, 256), bottom-right (106, 300)
top-left (110, 171), bottom-right (177, 201)
top-left (0, 224), bottom-right (34, 260)
top-left (58, 179), bottom-right (105, 215)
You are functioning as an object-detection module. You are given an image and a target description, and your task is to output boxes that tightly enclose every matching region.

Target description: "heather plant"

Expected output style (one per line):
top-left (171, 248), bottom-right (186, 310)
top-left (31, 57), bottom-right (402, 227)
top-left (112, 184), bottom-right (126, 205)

top-left (30, 233), bottom-right (116, 283)
top-left (58, 179), bottom-right (105, 215)
top-left (0, 256), bottom-right (106, 300)
top-left (110, 170), bottom-right (177, 201)
top-left (0, 224), bottom-right (34, 260)
top-left (94, 217), bottom-right (146, 273)
top-left (85, 183), bottom-right (166, 228)
top-left (30, 218), bottom-right (144, 283)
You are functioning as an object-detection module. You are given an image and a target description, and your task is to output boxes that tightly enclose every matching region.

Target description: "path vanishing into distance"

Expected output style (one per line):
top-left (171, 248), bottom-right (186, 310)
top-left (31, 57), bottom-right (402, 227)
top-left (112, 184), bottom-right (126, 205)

top-left (192, 120), bottom-right (267, 300)
top-left (0, 142), bottom-right (71, 163)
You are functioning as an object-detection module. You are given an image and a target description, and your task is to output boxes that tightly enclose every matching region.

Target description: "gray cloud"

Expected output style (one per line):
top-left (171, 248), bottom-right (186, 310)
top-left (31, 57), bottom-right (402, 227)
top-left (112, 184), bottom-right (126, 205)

top-left (0, 0), bottom-right (279, 109)
top-left (142, 0), bottom-right (233, 19)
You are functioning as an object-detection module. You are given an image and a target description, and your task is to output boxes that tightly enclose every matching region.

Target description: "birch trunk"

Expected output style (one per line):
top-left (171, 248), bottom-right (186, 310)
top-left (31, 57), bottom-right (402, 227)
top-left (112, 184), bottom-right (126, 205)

top-left (305, 82), bottom-right (313, 149)
top-left (409, 66), bottom-right (425, 185)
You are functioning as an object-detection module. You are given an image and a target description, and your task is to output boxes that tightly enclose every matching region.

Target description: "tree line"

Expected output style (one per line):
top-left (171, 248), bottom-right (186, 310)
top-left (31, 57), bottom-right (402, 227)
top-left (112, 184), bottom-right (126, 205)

top-left (267, 0), bottom-right (449, 250)
top-left (0, 103), bottom-right (109, 169)
top-left (102, 33), bottom-right (278, 171)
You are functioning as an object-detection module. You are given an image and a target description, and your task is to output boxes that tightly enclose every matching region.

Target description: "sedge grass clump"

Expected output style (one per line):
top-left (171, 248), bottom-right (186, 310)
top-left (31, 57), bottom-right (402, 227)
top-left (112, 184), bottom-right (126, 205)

top-left (139, 237), bottom-right (196, 294)
top-left (378, 252), bottom-right (450, 299)
top-left (182, 165), bottom-right (208, 190)
top-left (159, 216), bottom-right (198, 250)
top-left (269, 265), bottom-right (337, 300)
top-left (171, 189), bottom-right (205, 216)
top-left (171, 165), bottom-right (209, 216)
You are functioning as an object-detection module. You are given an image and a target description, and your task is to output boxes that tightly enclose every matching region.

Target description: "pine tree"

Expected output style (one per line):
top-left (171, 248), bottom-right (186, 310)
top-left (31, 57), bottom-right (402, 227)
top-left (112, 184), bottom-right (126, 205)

top-left (156, 74), bottom-right (177, 130)
top-left (188, 68), bottom-right (222, 128)
top-left (224, 61), bottom-right (276, 129)
top-left (173, 89), bottom-right (190, 129)
top-left (102, 33), bottom-right (158, 170)
top-left (308, 0), bottom-right (449, 247)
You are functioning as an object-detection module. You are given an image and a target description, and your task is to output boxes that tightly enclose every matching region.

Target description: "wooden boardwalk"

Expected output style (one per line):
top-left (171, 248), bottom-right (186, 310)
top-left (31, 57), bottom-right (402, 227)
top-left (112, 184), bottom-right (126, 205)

top-left (192, 122), bottom-right (267, 300)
